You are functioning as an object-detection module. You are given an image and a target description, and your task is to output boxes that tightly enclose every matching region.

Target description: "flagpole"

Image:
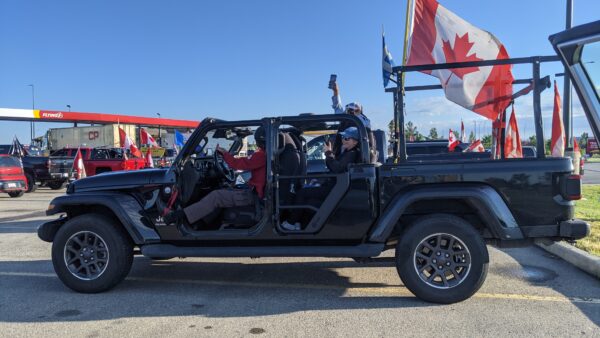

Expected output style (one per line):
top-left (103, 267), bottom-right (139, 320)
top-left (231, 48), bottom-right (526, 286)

top-left (401, 0), bottom-right (414, 93)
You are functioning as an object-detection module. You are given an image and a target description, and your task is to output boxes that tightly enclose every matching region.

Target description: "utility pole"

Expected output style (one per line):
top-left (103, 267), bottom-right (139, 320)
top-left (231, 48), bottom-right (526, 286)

top-left (563, 0), bottom-right (573, 147)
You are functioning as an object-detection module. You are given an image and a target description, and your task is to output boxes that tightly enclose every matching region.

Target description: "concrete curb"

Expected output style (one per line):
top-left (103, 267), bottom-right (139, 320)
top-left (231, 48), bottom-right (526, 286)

top-left (535, 239), bottom-right (600, 279)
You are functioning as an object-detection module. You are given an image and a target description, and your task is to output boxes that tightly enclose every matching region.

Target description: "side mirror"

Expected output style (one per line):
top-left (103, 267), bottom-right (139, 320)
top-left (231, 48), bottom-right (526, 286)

top-left (205, 148), bottom-right (214, 156)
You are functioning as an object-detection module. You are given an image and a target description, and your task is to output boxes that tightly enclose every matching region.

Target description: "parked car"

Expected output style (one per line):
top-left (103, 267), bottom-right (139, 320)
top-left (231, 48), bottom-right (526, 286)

top-left (0, 144), bottom-right (51, 192)
top-left (0, 155), bottom-right (27, 198)
top-left (47, 147), bottom-right (146, 189)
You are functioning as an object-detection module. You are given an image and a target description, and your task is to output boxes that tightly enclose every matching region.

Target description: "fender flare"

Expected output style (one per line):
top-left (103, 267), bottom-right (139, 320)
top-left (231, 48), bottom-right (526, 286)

top-left (368, 184), bottom-right (524, 243)
top-left (46, 192), bottom-right (161, 244)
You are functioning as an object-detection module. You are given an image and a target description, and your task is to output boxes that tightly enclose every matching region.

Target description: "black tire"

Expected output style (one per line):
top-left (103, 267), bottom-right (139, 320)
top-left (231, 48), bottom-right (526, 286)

top-left (395, 214), bottom-right (488, 304)
top-left (48, 181), bottom-right (66, 190)
top-left (8, 191), bottom-right (24, 198)
top-left (25, 173), bottom-right (36, 193)
top-left (51, 214), bottom-right (133, 293)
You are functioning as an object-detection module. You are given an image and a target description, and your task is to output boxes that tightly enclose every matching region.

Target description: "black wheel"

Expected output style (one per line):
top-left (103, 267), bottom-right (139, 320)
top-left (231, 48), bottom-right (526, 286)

top-left (25, 173), bottom-right (36, 193)
top-left (48, 181), bottom-right (65, 190)
top-left (51, 214), bottom-right (133, 293)
top-left (395, 214), bottom-right (488, 304)
top-left (8, 191), bottom-right (24, 198)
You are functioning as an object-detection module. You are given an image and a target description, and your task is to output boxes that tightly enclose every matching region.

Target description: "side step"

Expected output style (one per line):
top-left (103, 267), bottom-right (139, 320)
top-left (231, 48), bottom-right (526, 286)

top-left (141, 243), bottom-right (385, 258)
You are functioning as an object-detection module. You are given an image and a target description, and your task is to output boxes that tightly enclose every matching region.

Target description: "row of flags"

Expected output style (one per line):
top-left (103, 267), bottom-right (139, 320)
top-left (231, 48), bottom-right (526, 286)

top-left (446, 80), bottom-right (570, 158)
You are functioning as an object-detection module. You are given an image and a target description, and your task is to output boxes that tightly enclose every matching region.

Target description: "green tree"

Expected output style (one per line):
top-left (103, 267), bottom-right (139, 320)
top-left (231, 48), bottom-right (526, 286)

top-left (468, 131), bottom-right (475, 143)
top-left (481, 134), bottom-right (493, 149)
top-left (452, 130), bottom-right (459, 140)
top-left (528, 135), bottom-right (537, 146)
top-left (580, 132), bottom-right (589, 150)
top-left (405, 121), bottom-right (420, 141)
top-left (388, 119), bottom-right (395, 139)
top-left (428, 127), bottom-right (438, 140)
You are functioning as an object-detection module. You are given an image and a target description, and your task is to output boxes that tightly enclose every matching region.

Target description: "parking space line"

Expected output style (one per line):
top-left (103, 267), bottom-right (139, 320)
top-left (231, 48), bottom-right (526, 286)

top-left (2, 271), bottom-right (599, 304)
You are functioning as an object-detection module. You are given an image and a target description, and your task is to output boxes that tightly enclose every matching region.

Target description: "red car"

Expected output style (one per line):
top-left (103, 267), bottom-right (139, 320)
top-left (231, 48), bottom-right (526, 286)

top-left (0, 155), bottom-right (28, 198)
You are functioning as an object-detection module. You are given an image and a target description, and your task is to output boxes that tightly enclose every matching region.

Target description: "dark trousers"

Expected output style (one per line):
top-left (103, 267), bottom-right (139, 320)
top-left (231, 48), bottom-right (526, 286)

top-left (287, 185), bottom-right (331, 225)
top-left (183, 188), bottom-right (254, 224)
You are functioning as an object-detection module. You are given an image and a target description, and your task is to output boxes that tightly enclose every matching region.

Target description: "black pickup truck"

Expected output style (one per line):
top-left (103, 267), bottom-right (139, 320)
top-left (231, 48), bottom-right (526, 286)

top-left (38, 21), bottom-right (599, 303)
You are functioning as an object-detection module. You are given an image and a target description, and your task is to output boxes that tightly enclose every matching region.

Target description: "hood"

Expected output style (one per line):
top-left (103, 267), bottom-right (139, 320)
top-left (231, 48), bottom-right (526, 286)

top-left (70, 168), bottom-right (175, 193)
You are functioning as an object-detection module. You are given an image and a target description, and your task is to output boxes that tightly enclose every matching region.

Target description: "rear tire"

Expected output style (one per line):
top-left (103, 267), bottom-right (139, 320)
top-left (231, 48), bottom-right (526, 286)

top-left (25, 173), bottom-right (36, 193)
top-left (8, 191), bottom-right (24, 198)
top-left (395, 214), bottom-right (488, 304)
top-left (48, 181), bottom-right (65, 190)
top-left (51, 214), bottom-right (133, 293)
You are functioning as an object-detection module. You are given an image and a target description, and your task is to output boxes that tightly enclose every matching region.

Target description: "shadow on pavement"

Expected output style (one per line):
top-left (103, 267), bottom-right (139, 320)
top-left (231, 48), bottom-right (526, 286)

top-left (0, 219), bottom-right (44, 234)
top-left (0, 258), bottom-right (431, 323)
top-left (496, 246), bottom-right (600, 327)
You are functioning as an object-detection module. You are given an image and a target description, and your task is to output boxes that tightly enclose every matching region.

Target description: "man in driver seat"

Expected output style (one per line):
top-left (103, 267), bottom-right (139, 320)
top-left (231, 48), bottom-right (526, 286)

top-left (163, 126), bottom-right (266, 226)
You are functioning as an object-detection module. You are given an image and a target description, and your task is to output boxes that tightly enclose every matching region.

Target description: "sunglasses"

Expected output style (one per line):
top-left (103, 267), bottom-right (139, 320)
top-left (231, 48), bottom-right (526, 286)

top-left (346, 109), bottom-right (359, 114)
top-left (342, 137), bottom-right (354, 141)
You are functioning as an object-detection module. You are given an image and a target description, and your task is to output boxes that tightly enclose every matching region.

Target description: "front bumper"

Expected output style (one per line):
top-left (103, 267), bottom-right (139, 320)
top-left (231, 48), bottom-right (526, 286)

top-left (38, 217), bottom-right (67, 242)
top-left (50, 172), bottom-right (71, 180)
top-left (0, 180), bottom-right (26, 192)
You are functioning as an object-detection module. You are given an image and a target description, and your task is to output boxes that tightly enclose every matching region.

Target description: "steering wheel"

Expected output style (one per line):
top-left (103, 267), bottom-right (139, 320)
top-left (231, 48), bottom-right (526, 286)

top-left (213, 150), bottom-right (236, 182)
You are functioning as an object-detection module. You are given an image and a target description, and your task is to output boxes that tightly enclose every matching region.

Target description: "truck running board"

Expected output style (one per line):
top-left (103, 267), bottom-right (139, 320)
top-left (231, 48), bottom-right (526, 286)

top-left (141, 243), bottom-right (385, 258)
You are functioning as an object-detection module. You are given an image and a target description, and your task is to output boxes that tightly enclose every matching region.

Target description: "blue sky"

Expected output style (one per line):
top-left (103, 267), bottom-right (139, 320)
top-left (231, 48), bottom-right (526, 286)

top-left (1, 0), bottom-right (599, 144)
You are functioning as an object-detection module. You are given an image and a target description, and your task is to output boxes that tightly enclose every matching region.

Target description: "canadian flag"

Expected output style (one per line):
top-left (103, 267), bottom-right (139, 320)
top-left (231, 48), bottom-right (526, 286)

top-left (72, 147), bottom-right (87, 180)
top-left (406, 0), bottom-right (514, 120)
top-left (119, 127), bottom-right (142, 158)
top-left (551, 81), bottom-right (565, 157)
top-left (448, 129), bottom-right (459, 151)
top-left (140, 128), bottom-right (159, 148)
top-left (145, 148), bottom-right (154, 168)
top-left (465, 139), bottom-right (485, 152)
top-left (504, 106), bottom-right (523, 158)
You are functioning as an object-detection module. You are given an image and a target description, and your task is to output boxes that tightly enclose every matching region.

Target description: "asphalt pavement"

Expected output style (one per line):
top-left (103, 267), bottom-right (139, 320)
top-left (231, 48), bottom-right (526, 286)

top-left (583, 162), bottom-right (600, 185)
top-left (0, 188), bottom-right (599, 337)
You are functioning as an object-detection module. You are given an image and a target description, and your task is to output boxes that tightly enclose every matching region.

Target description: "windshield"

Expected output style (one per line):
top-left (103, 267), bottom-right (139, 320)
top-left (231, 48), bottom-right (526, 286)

top-left (581, 40), bottom-right (600, 101)
top-left (0, 156), bottom-right (21, 167)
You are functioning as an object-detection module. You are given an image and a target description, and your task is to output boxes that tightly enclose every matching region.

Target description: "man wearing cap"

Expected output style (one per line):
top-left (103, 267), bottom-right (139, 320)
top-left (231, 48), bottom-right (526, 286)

top-left (330, 82), bottom-right (371, 129)
top-left (281, 126), bottom-right (361, 231)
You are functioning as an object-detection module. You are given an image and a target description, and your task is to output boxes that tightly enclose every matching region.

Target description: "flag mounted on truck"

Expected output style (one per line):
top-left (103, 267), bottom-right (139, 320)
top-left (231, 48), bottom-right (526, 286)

top-left (405, 0), bottom-right (514, 121)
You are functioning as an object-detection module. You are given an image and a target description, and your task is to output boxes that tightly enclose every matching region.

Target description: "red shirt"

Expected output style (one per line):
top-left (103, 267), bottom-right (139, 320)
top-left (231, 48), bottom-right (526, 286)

top-left (221, 149), bottom-right (266, 198)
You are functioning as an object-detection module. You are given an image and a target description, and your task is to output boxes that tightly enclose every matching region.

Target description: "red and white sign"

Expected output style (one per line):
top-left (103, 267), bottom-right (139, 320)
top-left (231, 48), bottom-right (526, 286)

top-left (119, 127), bottom-right (142, 158)
top-left (140, 128), bottom-right (159, 148)
top-left (505, 106), bottom-right (523, 158)
top-left (551, 81), bottom-right (565, 157)
top-left (0, 108), bottom-right (199, 128)
top-left (448, 129), bottom-right (459, 151)
top-left (72, 147), bottom-right (87, 180)
top-left (406, 0), bottom-right (514, 120)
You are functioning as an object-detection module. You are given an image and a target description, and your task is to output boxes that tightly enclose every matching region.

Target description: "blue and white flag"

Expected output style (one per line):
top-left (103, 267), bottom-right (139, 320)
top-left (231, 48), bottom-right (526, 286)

top-left (382, 30), bottom-right (396, 87)
top-left (174, 130), bottom-right (186, 147)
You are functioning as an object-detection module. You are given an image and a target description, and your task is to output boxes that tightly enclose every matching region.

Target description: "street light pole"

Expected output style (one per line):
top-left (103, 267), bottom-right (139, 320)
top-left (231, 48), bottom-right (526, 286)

top-left (27, 84), bottom-right (35, 142)
top-left (156, 113), bottom-right (162, 147)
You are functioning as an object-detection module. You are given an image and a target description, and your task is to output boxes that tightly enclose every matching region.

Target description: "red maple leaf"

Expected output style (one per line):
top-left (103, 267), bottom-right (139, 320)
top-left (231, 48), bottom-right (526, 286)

top-left (442, 33), bottom-right (482, 79)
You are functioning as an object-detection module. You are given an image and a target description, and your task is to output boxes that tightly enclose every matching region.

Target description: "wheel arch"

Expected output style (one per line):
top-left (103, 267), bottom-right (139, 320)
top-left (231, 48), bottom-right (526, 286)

top-left (46, 192), bottom-right (161, 245)
top-left (369, 184), bottom-right (524, 243)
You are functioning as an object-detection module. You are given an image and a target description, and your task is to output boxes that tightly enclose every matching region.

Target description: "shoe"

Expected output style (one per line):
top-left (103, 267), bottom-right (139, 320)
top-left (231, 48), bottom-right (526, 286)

top-left (280, 221), bottom-right (301, 231)
top-left (163, 210), bottom-right (181, 225)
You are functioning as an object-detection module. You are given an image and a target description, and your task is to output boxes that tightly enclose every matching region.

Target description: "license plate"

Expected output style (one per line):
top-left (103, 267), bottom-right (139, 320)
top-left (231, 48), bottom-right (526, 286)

top-left (7, 183), bottom-right (16, 188)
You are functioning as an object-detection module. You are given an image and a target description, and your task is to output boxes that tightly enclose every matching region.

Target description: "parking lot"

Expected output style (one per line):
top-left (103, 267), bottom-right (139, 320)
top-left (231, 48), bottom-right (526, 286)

top-left (0, 188), bottom-right (599, 337)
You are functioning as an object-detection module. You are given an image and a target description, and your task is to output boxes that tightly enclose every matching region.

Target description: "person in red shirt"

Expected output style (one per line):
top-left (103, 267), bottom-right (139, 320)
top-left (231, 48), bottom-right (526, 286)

top-left (163, 126), bottom-right (266, 225)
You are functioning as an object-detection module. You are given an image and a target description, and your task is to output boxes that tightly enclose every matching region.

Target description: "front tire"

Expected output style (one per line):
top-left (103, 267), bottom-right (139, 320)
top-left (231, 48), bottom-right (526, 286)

top-left (8, 191), bottom-right (24, 198)
top-left (47, 181), bottom-right (65, 190)
top-left (25, 173), bottom-right (36, 193)
top-left (51, 214), bottom-right (133, 293)
top-left (395, 214), bottom-right (488, 304)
